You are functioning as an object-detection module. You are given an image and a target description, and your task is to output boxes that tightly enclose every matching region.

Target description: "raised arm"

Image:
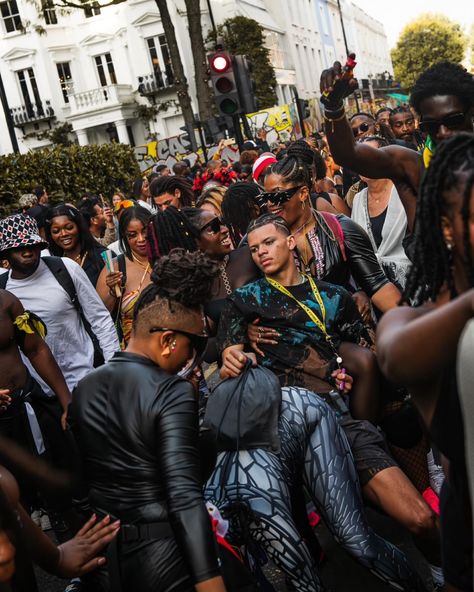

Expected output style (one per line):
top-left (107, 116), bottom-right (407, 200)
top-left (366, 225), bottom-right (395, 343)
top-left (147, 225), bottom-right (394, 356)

top-left (320, 61), bottom-right (419, 179)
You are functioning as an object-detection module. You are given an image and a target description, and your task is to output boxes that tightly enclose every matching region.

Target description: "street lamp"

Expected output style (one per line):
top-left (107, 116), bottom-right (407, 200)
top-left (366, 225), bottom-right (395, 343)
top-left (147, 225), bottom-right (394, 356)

top-left (0, 69), bottom-right (19, 153)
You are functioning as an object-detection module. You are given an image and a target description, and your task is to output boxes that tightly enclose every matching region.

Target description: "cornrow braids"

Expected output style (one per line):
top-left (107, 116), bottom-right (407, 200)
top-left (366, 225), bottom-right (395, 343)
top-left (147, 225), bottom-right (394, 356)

top-left (146, 206), bottom-right (200, 262)
top-left (221, 182), bottom-right (261, 246)
top-left (247, 213), bottom-right (291, 237)
top-left (403, 133), bottom-right (474, 304)
top-left (267, 140), bottom-right (314, 188)
top-left (133, 249), bottom-right (219, 323)
top-left (149, 176), bottom-right (194, 207)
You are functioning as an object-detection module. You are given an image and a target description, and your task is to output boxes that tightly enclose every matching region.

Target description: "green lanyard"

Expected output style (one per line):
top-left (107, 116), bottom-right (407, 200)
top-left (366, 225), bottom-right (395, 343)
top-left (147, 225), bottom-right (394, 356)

top-left (266, 274), bottom-right (342, 366)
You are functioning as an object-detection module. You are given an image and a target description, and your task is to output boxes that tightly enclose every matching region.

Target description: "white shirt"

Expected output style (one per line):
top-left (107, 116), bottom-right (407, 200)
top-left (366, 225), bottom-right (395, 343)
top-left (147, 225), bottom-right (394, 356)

top-left (6, 258), bottom-right (119, 395)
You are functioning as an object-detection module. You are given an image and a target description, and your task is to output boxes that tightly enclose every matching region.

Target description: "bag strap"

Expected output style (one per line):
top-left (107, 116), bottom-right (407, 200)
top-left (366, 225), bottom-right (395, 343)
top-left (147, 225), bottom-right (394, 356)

top-left (42, 256), bottom-right (103, 358)
top-left (319, 212), bottom-right (346, 261)
top-left (0, 272), bottom-right (8, 290)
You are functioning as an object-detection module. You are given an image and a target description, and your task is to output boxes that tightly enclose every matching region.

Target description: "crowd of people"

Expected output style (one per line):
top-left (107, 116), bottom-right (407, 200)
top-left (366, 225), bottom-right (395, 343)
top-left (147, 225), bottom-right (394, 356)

top-left (0, 59), bottom-right (472, 592)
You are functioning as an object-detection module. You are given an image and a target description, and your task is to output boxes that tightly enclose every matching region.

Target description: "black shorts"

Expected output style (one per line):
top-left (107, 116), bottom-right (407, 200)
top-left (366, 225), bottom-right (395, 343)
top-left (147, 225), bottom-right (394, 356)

top-left (440, 479), bottom-right (473, 591)
top-left (341, 417), bottom-right (397, 486)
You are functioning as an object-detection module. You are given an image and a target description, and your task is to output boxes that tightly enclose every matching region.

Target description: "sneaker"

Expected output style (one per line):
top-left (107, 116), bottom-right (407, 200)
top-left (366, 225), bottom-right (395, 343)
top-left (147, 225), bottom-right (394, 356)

top-left (30, 510), bottom-right (41, 527)
top-left (40, 511), bottom-right (52, 531)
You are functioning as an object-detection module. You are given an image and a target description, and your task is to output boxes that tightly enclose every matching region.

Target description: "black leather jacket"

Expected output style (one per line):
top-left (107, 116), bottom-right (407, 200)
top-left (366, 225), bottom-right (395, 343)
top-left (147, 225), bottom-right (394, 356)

top-left (71, 351), bottom-right (220, 585)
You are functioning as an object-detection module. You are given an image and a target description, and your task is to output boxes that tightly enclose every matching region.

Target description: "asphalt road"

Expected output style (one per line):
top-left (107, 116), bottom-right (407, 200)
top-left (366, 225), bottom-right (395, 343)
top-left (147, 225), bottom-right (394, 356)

top-left (36, 507), bottom-right (432, 592)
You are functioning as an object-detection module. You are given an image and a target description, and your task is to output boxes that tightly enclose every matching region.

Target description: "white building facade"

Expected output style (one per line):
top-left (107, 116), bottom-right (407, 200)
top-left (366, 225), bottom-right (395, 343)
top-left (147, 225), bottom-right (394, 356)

top-left (0, 0), bottom-right (393, 155)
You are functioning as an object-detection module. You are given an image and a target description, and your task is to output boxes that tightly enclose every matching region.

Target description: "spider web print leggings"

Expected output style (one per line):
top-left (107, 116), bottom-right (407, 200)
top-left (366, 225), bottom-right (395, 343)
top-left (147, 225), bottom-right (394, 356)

top-left (205, 386), bottom-right (426, 592)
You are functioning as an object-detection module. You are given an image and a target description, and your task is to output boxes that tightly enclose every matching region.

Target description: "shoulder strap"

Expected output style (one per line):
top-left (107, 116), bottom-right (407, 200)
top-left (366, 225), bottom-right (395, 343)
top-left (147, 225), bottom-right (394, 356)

top-left (0, 272), bottom-right (9, 290)
top-left (319, 212), bottom-right (346, 261)
top-left (43, 256), bottom-right (104, 364)
top-left (116, 254), bottom-right (127, 289)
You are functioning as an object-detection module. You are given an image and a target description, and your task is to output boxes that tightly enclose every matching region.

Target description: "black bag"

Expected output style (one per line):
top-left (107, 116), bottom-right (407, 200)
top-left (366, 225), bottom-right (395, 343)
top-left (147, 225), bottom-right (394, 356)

top-left (202, 361), bottom-right (281, 453)
top-left (0, 256), bottom-right (105, 367)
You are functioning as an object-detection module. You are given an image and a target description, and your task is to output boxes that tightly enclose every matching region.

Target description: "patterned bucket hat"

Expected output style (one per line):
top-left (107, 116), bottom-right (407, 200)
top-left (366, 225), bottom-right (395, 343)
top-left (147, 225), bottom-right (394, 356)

top-left (0, 214), bottom-right (48, 254)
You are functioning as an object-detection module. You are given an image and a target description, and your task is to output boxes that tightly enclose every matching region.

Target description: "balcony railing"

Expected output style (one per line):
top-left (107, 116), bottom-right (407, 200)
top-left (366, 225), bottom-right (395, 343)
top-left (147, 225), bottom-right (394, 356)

top-left (67, 84), bottom-right (135, 116)
top-left (137, 69), bottom-right (175, 96)
top-left (10, 100), bottom-right (55, 127)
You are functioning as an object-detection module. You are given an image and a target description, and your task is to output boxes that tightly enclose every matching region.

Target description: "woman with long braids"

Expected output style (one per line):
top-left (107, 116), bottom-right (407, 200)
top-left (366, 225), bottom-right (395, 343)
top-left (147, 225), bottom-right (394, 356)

top-left (71, 250), bottom-right (226, 592)
top-left (96, 206), bottom-right (152, 346)
top-left (221, 183), bottom-right (261, 247)
top-left (45, 204), bottom-right (108, 286)
top-left (149, 175), bottom-right (195, 211)
top-left (378, 133), bottom-right (474, 592)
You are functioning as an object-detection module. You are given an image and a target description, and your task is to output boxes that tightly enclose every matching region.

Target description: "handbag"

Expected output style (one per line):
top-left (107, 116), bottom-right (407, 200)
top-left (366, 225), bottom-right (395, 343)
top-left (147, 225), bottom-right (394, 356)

top-left (202, 360), bottom-right (281, 453)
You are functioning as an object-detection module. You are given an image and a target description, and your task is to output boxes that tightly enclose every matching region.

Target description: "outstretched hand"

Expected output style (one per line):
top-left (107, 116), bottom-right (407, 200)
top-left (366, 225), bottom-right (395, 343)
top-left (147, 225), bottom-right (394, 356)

top-left (320, 59), bottom-right (358, 110)
top-left (56, 514), bottom-right (120, 578)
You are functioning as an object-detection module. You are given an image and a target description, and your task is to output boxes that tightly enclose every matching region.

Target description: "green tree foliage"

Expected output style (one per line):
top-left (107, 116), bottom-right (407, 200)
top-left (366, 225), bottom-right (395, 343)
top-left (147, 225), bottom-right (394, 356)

top-left (391, 14), bottom-right (467, 90)
top-left (0, 143), bottom-right (140, 216)
top-left (210, 16), bottom-right (277, 109)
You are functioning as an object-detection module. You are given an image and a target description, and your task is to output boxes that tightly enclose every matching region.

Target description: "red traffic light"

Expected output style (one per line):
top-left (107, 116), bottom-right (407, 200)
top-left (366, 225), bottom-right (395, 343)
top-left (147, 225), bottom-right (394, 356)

top-left (210, 53), bottom-right (231, 73)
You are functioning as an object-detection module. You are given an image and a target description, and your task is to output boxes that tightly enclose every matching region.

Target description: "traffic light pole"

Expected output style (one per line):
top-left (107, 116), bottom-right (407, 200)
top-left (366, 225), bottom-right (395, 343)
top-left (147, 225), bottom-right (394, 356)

top-left (195, 120), bottom-right (208, 162)
top-left (291, 86), bottom-right (307, 138)
top-left (231, 114), bottom-right (244, 150)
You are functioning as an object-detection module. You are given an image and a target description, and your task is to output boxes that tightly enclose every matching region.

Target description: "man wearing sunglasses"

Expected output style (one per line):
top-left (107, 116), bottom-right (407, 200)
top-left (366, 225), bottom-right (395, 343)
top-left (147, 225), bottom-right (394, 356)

top-left (320, 60), bottom-right (473, 234)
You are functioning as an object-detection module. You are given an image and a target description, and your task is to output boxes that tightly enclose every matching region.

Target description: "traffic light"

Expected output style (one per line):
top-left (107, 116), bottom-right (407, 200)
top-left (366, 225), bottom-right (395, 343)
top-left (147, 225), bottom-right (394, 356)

top-left (179, 122), bottom-right (198, 151)
top-left (233, 55), bottom-right (259, 114)
top-left (208, 51), bottom-right (242, 117)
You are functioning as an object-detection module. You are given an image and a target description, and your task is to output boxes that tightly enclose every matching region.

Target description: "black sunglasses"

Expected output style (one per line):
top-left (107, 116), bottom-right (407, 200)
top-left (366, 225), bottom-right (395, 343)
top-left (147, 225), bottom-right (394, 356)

top-left (200, 217), bottom-right (227, 235)
top-left (149, 327), bottom-right (208, 356)
top-left (419, 112), bottom-right (467, 136)
top-left (352, 122), bottom-right (371, 137)
top-left (259, 185), bottom-right (304, 207)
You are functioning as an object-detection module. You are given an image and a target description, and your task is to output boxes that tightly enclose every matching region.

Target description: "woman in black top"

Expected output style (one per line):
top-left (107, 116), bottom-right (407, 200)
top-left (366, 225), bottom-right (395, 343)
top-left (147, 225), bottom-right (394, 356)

top-left (71, 250), bottom-right (226, 592)
top-left (45, 204), bottom-right (107, 286)
top-left (378, 133), bottom-right (474, 592)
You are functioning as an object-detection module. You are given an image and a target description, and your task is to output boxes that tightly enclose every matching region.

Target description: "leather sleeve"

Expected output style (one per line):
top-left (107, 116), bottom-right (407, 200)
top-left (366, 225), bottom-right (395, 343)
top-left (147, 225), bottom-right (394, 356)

top-left (153, 379), bottom-right (220, 583)
top-left (338, 215), bottom-right (389, 296)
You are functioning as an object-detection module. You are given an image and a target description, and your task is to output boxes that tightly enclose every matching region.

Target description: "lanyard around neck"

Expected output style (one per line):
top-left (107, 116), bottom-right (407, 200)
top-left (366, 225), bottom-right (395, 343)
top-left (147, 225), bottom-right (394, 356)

top-left (266, 274), bottom-right (342, 366)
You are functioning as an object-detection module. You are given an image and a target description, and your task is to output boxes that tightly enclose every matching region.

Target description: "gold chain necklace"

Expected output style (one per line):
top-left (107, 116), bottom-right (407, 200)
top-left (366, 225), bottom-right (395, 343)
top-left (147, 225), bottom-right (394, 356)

top-left (132, 253), bottom-right (150, 274)
top-left (220, 255), bottom-right (232, 295)
top-left (72, 251), bottom-right (88, 268)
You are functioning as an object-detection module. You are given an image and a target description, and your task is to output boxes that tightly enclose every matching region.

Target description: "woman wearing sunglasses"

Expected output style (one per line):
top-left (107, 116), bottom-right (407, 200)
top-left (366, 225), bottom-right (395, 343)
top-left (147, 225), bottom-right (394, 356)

top-left (147, 206), bottom-right (259, 339)
top-left (71, 250), bottom-right (227, 592)
top-left (255, 142), bottom-right (401, 329)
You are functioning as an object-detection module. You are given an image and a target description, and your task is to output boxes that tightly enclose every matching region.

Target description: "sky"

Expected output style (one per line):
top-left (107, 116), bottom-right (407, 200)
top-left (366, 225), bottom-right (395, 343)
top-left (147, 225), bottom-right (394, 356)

top-left (350, 0), bottom-right (473, 48)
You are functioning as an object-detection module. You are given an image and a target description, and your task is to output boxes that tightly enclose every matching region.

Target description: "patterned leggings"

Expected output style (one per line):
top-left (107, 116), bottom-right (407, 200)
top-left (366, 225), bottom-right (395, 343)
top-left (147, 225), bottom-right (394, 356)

top-left (205, 386), bottom-right (426, 592)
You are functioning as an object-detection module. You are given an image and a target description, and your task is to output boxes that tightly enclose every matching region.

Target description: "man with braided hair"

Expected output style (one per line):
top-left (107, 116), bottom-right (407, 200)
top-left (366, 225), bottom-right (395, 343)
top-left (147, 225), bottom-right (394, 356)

top-left (71, 250), bottom-right (228, 592)
top-left (320, 61), bottom-right (474, 233)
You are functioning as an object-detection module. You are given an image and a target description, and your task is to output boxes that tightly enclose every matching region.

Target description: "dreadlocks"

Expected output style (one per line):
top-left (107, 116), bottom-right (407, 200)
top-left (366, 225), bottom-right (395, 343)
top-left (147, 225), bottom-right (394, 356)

top-left (410, 61), bottom-right (474, 115)
top-left (133, 249), bottom-right (219, 331)
top-left (221, 182), bottom-right (261, 246)
top-left (403, 133), bottom-right (474, 304)
top-left (146, 206), bottom-right (205, 261)
top-left (149, 176), bottom-right (195, 207)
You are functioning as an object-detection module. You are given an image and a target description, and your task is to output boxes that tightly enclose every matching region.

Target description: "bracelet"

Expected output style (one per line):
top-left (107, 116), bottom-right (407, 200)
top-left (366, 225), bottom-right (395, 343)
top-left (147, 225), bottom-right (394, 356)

top-left (323, 111), bottom-right (346, 133)
top-left (322, 102), bottom-right (344, 116)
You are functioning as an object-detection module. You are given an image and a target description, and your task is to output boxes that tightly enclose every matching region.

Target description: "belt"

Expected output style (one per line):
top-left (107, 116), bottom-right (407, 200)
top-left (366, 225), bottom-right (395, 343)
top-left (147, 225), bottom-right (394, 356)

top-left (107, 520), bottom-right (173, 591)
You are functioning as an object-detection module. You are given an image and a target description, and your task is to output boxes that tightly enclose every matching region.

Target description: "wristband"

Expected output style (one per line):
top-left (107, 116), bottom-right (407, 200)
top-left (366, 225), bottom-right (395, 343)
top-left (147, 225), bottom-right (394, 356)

top-left (323, 111), bottom-right (346, 133)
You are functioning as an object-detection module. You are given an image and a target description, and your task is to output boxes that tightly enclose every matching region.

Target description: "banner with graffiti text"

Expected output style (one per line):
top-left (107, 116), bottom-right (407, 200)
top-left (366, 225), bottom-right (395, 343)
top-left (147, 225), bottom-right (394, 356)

top-left (134, 135), bottom-right (240, 173)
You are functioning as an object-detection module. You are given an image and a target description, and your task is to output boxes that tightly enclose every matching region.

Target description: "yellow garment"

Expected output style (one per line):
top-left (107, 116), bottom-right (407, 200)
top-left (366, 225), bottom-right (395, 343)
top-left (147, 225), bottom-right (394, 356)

top-left (14, 311), bottom-right (46, 339)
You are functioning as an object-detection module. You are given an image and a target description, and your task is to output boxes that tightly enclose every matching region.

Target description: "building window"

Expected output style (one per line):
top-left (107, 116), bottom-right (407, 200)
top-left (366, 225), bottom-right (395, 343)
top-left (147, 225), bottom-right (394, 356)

top-left (84, 1), bottom-right (100, 18)
top-left (42, 0), bottom-right (57, 24)
top-left (17, 68), bottom-right (42, 115)
top-left (146, 35), bottom-right (174, 86)
top-left (0, 0), bottom-right (22, 33)
top-left (94, 53), bottom-right (117, 86)
top-left (56, 62), bottom-right (73, 102)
